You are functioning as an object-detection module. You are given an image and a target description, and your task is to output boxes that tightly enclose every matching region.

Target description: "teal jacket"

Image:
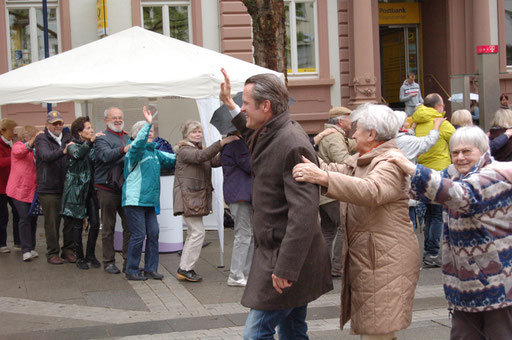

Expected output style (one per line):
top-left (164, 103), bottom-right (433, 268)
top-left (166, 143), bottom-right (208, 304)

top-left (122, 123), bottom-right (176, 207)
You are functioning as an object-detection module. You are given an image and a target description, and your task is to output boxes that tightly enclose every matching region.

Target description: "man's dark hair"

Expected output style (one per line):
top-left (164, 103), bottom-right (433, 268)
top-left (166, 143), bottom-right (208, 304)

top-left (245, 74), bottom-right (288, 115)
top-left (424, 93), bottom-right (442, 108)
top-left (500, 93), bottom-right (509, 101)
top-left (71, 116), bottom-right (90, 139)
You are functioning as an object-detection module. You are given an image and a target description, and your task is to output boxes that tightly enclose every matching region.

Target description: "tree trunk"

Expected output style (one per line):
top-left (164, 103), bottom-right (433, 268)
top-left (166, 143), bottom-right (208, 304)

top-left (242, 0), bottom-right (287, 81)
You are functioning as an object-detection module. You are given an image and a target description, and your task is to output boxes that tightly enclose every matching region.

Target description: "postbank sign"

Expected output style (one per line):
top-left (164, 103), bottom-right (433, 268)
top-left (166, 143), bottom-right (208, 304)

top-left (379, 3), bottom-right (420, 25)
top-left (97, 0), bottom-right (108, 36)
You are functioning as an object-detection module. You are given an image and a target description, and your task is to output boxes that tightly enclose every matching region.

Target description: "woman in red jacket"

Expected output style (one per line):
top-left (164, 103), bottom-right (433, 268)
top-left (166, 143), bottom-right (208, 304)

top-left (0, 118), bottom-right (20, 253)
top-left (6, 126), bottom-right (43, 261)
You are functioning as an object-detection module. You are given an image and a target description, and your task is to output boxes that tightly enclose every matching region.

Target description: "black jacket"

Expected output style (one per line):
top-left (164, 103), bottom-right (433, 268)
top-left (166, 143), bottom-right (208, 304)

top-left (34, 128), bottom-right (72, 194)
top-left (93, 128), bottom-right (130, 189)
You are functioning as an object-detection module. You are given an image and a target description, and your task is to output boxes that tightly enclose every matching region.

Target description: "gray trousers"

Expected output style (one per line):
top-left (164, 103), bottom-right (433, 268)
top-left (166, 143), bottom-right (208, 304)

top-left (228, 202), bottom-right (254, 282)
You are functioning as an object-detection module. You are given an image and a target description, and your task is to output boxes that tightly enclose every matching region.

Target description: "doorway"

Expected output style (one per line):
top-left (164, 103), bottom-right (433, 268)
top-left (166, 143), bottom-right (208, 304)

top-left (380, 25), bottom-right (420, 108)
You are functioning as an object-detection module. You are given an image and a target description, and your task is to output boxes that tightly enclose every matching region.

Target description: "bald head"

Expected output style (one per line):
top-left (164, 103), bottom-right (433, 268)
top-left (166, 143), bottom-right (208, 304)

top-left (424, 93), bottom-right (444, 113)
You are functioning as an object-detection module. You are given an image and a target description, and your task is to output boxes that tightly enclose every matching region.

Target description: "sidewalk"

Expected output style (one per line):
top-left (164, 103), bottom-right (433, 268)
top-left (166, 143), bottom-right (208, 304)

top-left (0, 218), bottom-right (451, 339)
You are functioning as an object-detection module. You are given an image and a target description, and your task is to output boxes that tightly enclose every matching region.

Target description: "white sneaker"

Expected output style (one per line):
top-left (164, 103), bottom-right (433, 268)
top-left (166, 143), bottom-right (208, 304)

top-left (30, 250), bottom-right (39, 258)
top-left (0, 246), bottom-right (10, 253)
top-left (227, 278), bottom-right (247, 287)
top-left (22, 252), bottom-right (32, 261)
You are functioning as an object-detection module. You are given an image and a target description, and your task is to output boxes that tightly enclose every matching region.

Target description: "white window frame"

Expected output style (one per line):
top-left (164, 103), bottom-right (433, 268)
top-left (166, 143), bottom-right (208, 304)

top-left (5, 0), bottom-right (61, 70)
top-left (140, 0), bottom-right (192, 42)
top-left (285, 0), bottom-right (319, 77)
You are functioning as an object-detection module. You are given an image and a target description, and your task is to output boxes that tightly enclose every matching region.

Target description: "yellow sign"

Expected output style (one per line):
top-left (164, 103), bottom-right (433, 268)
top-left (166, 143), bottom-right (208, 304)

top-left (378, 3), bottom-right (420, 25)
top-left (97, 0), bottom-right (108, 36)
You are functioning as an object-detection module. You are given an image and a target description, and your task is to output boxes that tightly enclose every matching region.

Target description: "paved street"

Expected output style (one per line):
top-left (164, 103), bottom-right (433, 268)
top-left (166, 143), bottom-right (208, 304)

top-left (0, 218), bottom-right (451, 339)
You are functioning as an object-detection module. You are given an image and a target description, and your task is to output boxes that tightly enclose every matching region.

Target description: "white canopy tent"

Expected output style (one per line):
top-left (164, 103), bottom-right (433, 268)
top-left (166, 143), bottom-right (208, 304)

top-left (0, 26), bottom-right (284, 265)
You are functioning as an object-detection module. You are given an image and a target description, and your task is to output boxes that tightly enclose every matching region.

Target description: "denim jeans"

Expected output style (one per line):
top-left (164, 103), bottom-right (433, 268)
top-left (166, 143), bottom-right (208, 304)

top-left (124, 206), bottom-right (159, 274)
top-left (243, 305), bottom-right (308, 340)
top-left (408, 206), bottom-right (417, 230)
top-left (11, 199), bottom-right (38, 253)
top-left (228, 201), bottom-right (254, 282)
top-left (423, 203), bottom-right (443, 257)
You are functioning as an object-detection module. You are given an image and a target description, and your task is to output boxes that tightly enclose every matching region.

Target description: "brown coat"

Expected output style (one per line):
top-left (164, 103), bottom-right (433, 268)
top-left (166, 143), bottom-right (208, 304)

top-left (173, 140), bottom-right (222, 216)
top-left (233, 111), bottom-right (333, 310)
top-left (322, 140), bottom-right (420, 335)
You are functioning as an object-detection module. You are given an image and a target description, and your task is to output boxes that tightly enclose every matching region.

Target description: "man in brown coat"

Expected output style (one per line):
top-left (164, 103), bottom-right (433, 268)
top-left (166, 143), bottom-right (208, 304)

top-left (220, 68), bottom-right (333, 339)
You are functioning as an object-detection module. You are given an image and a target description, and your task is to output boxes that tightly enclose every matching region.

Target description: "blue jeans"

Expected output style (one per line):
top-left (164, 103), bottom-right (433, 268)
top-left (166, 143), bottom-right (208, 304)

top-left (409, 206), bottom-right (417, 230)
top-left (124, 206), bottom-right (159, 274)
top-left (243, 305), bottom-right (308, 340)
top-left (423, 203), bottom-right (443, 257)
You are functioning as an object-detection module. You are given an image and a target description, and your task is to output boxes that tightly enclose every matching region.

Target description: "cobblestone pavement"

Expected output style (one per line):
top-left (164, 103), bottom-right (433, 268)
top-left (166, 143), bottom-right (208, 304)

top-left (0, 220), bottom-right (451, 339)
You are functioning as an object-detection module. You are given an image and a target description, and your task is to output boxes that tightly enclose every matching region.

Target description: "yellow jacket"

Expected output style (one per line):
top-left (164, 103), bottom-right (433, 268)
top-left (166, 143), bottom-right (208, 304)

top-left (412, 105), bottom-right (455, 170)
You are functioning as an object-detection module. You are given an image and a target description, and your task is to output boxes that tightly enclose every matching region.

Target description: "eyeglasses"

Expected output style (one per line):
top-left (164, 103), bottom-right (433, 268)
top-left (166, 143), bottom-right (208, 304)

top-left (450, 148), bottom-right (474, 158)
top-left (51, 122), bottom-right (64, 126)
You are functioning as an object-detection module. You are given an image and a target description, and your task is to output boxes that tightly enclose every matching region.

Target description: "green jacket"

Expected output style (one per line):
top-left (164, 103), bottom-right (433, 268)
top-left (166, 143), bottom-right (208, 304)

top-left (412, 105), bottom-right (455, 171)
top-left (61, 139), bottom-right (95, 219)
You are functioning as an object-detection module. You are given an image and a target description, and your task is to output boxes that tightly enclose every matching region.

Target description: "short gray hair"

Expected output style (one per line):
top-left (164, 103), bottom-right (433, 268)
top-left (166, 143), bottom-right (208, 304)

top-left (449, 126), bottom-right (489, 154)
top-left (104, 107), bottom-right (121, 119)
top-left (181, 120), bottom-right (202, 139)
top-left (393, 110), bottom-right (408, 126)
top-left (245, 74), bottom-right (288, 115)
top-left (354, 103), bottom-right (401, 141)
top-left (451, 109), bottom-right (473, 127)
top-left (131, 121), bottom-right (146, 139)
top-left (491, 109), bottom-right (512, 128)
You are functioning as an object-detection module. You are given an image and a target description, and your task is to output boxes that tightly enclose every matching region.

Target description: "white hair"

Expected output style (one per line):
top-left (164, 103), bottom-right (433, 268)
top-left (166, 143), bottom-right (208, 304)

top-left (104, 107), bottom-right (122, 119)
top-left (393, 110), bottom-right (408, 126)
top-left (131, 121), bottom-right (146, 139)
top-left (449, 126), bottom-right (489, 154)
top-left (354, 103), bottom-right (401, 141)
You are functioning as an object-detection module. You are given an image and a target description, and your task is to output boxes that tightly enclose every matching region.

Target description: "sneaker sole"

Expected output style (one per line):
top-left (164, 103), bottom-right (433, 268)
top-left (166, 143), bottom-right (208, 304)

top-left (176, 273), bottom-right (201, 282)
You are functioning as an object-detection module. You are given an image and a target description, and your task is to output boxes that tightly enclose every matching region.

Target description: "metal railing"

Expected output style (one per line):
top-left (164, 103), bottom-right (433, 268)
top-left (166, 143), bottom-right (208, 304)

top-left (425, 74), bottom-right (450, 98)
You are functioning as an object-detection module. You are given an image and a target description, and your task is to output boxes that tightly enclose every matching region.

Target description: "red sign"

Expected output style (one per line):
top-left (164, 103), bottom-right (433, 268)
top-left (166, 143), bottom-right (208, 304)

top-left (476, 45), bottom-right (499, 54)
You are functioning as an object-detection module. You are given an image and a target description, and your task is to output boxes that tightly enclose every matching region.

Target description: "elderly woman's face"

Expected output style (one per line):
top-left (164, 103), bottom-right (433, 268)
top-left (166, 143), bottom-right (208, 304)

top-left (1, 128), bottom-right (15, 141)
top-left (187, 127), bottom-right (203, 143)
top-left (451, 144), bottom-right (483, 175)
top-left (352, 123), bottom-right (373, 154)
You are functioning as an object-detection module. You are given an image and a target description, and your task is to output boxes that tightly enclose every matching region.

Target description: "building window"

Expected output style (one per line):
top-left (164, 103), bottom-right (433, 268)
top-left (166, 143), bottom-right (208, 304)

top-left (141, 1), bottom-right (191, 42)
top-left (285, 0), bottom-right (318, 75)
top-left (506, 0), bottom-right (512, 65)
top-left (6, 1), bottom-right (60, 70)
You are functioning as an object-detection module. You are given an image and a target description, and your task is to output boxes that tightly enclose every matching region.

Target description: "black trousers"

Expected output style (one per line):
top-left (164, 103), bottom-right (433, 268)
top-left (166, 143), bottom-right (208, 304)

top-left (0, 193), bottom-right (20, 247)
top-left (11, 199), bottom-right (38, 253)
top-left (68, 192), bottom-right (100, 260)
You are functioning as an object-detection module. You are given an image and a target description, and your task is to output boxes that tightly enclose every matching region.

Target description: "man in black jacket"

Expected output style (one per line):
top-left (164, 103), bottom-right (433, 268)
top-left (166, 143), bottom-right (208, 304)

top-left (35, 111), bottom-right (75, 265)
top-left (94, 107), bottom-right (131, 274)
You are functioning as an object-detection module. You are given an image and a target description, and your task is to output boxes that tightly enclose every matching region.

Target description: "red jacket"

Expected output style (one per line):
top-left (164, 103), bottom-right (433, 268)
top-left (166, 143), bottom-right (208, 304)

top-left (6, 141), bottom-right (36, 203)
top-left (0, 138), bottom-right (12, 194)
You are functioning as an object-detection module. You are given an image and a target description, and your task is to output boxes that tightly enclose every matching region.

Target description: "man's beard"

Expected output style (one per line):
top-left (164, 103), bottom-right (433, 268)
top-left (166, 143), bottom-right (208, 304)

top-left (107, 121), bottom-right (124, 133)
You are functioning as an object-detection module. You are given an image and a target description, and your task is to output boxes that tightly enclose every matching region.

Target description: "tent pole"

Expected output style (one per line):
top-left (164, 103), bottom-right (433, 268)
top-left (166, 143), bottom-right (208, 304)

top-left (43, 0), bottom-right (52, 112)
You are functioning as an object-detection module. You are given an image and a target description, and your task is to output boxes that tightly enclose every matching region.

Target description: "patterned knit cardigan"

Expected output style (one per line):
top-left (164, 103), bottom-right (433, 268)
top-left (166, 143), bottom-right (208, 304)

top-left (411, 152), bottom-right (512, 312)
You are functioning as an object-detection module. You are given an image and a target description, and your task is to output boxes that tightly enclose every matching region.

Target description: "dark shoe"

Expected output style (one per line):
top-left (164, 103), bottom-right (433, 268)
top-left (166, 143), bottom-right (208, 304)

top-left (76, 259), bottom-right (89, 270)
top-left (125, 272), bottom-right (148, 281)
top-left (144, 271), bottom-right (164, 280)
top-left (86, 256), bottom-right (101, 268)
top-left (61, 253), bottom-right (77, 263)
top-left (47, 255), bottom-right (64, 265)
top-left (177, 268), bottom-right (202, 282)
top-left (422, 254), bottom-right (442, 268)
top-left (331, 271), bottom-right (342, 278)
top-left (104, 263), bottom-right (121, 274)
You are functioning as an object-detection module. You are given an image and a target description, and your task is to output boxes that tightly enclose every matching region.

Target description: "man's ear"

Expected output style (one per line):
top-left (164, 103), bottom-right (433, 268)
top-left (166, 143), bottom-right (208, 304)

top-left (262, 99), bottom-right (272, 113)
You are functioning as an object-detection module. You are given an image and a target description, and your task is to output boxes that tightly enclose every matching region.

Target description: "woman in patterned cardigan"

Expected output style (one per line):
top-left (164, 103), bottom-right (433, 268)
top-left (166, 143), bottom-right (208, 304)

top-left (389, 126), bottom-right (512, 340)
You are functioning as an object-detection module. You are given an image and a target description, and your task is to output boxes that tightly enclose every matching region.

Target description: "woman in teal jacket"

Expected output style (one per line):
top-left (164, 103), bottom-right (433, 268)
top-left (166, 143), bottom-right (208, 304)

top-left (61, 116), bottom-right (103, 270)
top-left (122, 107), bottom-right (176, 281)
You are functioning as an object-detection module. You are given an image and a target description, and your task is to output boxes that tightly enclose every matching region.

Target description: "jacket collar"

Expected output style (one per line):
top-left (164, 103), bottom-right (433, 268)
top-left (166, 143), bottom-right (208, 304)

top-left (178, 139), bottom-right (202, 149)
top-left (106, 127), bottom-right (127, 136)
top-left (344, 139), bottom-right (398, 168)
top-left (248, 111), bottom-right (290, 153)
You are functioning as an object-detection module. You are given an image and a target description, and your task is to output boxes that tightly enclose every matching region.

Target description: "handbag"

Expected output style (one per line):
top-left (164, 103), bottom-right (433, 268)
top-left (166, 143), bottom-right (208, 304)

top-left (181, 187), bottom-right (210, 217)
top-left (28, 192), bottom-right (43, 216)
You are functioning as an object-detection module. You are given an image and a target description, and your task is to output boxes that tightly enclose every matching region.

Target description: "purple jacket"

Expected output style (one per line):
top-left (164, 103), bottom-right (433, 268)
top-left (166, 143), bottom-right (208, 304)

top-left (221, 139), bottom-right (252, 204)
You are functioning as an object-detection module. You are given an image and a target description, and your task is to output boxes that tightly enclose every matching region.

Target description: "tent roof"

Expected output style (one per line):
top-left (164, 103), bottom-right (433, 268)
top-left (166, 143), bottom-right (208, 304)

top-left (0, 26), bottom-right (283, 105)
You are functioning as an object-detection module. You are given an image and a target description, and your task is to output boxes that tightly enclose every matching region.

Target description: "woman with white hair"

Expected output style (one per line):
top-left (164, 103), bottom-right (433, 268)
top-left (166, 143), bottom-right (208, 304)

top-left (122, 107), bottom-right (176, 281)
top-left (293, 103), bottom-right (420, 339)
top-left (388, 126), bottom-right (512, 340)
top-left (173, 120), bottom-right (237, 282)
top-left (451, 109), bottom-right (473, 129)
top-left (488, 108), bottom-right (512, 161)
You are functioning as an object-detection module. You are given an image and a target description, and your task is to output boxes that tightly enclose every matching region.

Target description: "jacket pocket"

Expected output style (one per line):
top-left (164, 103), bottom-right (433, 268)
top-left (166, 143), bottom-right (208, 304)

top-left (42, 168), bottom-right (47, 184)
top-left (368, 233), bottom-right (376, 270)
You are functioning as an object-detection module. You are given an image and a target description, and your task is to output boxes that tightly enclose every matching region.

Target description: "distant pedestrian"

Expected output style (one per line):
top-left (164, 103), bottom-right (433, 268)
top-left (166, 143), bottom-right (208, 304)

top-left (173, 120), bottom-right (237, 282)
top-left (221, 132), bottom-right (254, 287)
top-left (61, 117), bottom-right (103, 270)
top-left (34, 111), bottom-right (75, 265)
top-left (400, 72), bottom-right (423, 116)
top-left (500, 93), bottom-right (510, 109)
top-left (94, 107), bottom-right (131, 274)
top-left (123, 108), bottom-right (176, 281)
top-left (6, 126), bottom-right (43, 261)
top-left (0, 118), bottom-right (20, 253)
